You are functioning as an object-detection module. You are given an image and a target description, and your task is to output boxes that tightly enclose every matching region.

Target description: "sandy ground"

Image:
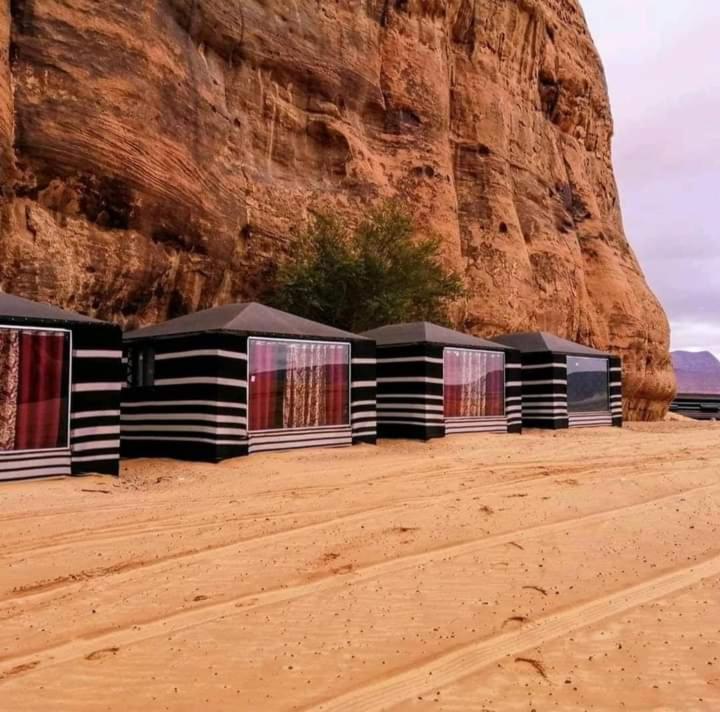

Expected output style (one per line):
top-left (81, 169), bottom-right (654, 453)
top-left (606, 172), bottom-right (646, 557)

top-left (1, 422), bottom-right (720, 711)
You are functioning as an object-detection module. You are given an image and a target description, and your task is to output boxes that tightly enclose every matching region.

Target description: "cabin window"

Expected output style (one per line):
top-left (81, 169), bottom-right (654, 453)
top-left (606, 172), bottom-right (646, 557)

top-left (566, 356), bottom-right (609, 412)
top-left (0, 327), bottom-right (71, 452)
top-left (443, 348), bottom-right (505, 418)
top-left (248, 338), bottom-right (350, 431)
top-left (127, 346), bottom-right (155, 387)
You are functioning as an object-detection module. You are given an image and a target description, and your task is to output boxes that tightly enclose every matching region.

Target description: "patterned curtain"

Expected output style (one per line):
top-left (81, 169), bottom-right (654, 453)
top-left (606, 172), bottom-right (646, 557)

top-left (444, 349), bottom-right (505, 418)
top-left (0, 330), bottom-right (68, 451)
top-left (249, 340), bottom-right (349, 431)
top-left (0, 330), bottom-right (20, 450)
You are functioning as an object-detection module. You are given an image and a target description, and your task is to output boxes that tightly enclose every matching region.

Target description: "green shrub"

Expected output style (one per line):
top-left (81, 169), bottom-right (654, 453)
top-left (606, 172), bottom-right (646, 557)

top-left (266, 202), bottom-right (465, 332)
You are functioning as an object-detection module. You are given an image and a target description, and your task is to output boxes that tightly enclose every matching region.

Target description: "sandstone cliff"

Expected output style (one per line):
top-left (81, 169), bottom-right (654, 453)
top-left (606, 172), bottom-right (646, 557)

top-left (0, 0), bottom-right (674, 419)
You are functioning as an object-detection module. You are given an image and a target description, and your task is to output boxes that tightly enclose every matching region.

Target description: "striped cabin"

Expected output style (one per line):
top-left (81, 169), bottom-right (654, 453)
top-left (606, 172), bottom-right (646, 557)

top-left (0, 293), bottom-right (122, 481)
top-left (670, 393), bottom-right (720, 421)
top-left (491, 332), bottom-right (623, 429)
top-left (360, 322), bottom-right (522, 439)
top-left (120, 302), bottom-right (376, 461)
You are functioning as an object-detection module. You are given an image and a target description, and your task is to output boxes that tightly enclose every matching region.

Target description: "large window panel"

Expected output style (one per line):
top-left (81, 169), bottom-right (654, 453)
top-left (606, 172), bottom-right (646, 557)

top-left (444, 348), bottom-right (505, 418)
top-left (0, 328), bottom-right (71, 451)
top-left (249, 339), bottom-right (350, 431)
top-left (567, 356), bottom-right (609, 413)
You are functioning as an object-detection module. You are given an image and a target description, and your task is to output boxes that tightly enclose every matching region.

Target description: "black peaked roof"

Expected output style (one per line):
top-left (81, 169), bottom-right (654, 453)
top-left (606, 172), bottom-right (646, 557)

top-left (362, 322), bottom-right (512, 351)
top-left (125, 302), bottom-right (368, 341)
top-left (491, 331), bottom-right (611, 357)
top-left (0, 292), bottom-right (104, 326)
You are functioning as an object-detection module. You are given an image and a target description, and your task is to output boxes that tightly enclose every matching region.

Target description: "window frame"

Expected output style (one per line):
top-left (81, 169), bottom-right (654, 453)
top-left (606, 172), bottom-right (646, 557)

top-left (442, 347), bottom-right (506, 419)
top-left (127, 344), bottom-right (155, 388)
top-left (247, 336), bottom-right (352, 434)
top-left (566, 355), bottom-right (611, 414)
top-left (0, 324), bottom-right (73, 454)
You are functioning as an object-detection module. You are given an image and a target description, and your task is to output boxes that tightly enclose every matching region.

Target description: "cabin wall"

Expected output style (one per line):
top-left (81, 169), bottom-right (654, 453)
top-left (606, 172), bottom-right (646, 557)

top-left (375, 344), bottom-right (445, 440)
top-left (70, 324), bottom-right (123, 475)
top-left (505, 350), bottom-right (523, 433)
top-left (609, 356), bottom-right (623, 427)
top-left (351, 339), bottom-right (376, 444)
top-left (121, 333), bottom-right (249, 462)
top-left (519, 352), bottom-right (570, 429)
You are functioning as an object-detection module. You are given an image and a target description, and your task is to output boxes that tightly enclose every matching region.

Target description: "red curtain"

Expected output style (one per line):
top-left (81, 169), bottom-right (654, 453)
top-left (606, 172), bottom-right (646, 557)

top-left (249, 340), bottom-right (349, 431)
top-left (15, 332), bottom-right (68, 450)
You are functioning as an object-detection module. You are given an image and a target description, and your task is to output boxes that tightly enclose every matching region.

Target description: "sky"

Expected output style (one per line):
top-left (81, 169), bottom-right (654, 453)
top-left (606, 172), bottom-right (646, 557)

top-left (581, 0), bottom-right (720, 359)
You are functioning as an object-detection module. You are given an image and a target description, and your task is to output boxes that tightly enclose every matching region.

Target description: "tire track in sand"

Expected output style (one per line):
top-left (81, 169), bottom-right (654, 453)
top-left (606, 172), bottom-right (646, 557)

top-left (1, 481), bottom-right (718, 681)
top-left (309, 551), bottom-right (720, 711)
top-left (1, 461), bottom-right (711, 609)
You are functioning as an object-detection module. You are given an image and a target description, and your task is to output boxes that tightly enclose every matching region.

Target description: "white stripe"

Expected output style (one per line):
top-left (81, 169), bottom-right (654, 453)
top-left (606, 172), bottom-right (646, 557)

top-left (522, 379), bottom-right (567, 386)
top-left (0, 447), bottom-right (70, 461)
top-left (377, 411), bottom-right (444, 420)
top-left (377, 403), bottom-right (443, 412)
top-left (505, 381), bottom-right (522, 387)
top-left (72, 410), bottom-right (121, 420)
top-left (71, 454), bottom-right (118, 463)
top-left (377, 419), bottom-right (441, 427)
top-left (377, 394), bottom-right (444, 402)
top-left (351, 411), bottom-right (376, 420)
top-left (351, 358), bottom-right (376, 365)
top-left (72, 439), bottom-right (120, 452)
top-left (524, 414), bottom-right (568, 421)
top-left (376, 356), bottom-right (443, 365)
top-left (73, 349), bottom-right (122, 359)
top-left (155, 349), bottom-right (246, 361)
top-left (0, 466), bottom-right (71, 480)
top-left (352, 380), bottom-right (377, 388)
top-left (154, 377), bottom-right (247, 387)
top-left (353, 400), bottom-right (377, 407)
top-left (249, 438), bottom-right (352, 453)
top-left (0, 456), bottom-right (71, 472)
top-left (377, 377), bottom-right (443, 384)
top-left (521, 362), bottom-right (566, 370)
top-left (121, 424), bottom-right (244, 435)
top-left (523, 409), bottom-right (567, 415)
top-left (71, 425), bottom-right (121, 438)
top-left (73, 382), bottom-right (122, 392)
top-left (121, 413), bottom-right (247, 425)
top-left (121, 399), bottom-right (246, 410)
top-left (121, 435), bottom-right (245, 446)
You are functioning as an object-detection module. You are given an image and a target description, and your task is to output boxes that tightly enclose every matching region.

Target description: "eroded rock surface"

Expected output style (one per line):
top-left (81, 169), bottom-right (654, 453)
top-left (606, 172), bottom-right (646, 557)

top-left (0, 0), bottom-right (674, 418)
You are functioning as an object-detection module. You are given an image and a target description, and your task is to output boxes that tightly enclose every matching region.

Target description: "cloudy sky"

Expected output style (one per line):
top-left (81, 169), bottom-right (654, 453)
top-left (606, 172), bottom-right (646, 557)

top-left (581, 0), bottom-right (720, 358)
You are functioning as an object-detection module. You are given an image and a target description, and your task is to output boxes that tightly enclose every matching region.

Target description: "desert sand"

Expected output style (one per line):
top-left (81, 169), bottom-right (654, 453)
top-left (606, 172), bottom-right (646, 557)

top-left (1, 422), bottom-right (719, 711)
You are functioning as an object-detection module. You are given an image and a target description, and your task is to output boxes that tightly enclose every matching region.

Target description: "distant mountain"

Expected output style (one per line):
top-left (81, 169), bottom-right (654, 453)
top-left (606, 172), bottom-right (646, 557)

top-left (672, 351), bottom-right (720, 394)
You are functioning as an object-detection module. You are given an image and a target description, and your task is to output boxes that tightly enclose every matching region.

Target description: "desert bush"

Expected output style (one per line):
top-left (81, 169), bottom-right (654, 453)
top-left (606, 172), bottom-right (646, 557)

top-left (267, 202), bottom-right (465, 332)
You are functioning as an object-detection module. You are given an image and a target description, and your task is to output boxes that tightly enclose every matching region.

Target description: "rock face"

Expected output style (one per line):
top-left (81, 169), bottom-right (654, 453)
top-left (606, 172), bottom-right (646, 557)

top-left (672, 352), bottom-right (720, 394)
top-left (0, 0), bottom-right (674, 419)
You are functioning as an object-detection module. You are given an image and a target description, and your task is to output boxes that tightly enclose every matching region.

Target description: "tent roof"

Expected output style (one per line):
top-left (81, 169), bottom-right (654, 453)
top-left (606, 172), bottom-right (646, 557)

top-left (0, 292), bottom-right (105, 326)
top-left (491, 331), bottom-right (611, 357)
top-left (361, 322), bottom-right (512, 351)
top-left (125, 302), bottom-right (367, 341)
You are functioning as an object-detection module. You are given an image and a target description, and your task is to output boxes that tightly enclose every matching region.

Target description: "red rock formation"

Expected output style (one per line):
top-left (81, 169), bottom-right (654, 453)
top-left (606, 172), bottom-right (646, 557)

top-left (0, 0), bottom-right (675, 419)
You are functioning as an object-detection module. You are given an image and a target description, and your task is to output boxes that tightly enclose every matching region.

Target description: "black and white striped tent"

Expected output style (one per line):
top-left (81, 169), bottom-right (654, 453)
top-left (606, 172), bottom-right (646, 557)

top-left (491, 332), bottom-right (623, 429)
top-left (0, 293), bottom-right (122, 481)
top-left (670, 393), bottom-right (720, 421)
top-left (121, 302), bottom-right (376, 461)
top-left (361, 322), bottom-right (522, 439)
